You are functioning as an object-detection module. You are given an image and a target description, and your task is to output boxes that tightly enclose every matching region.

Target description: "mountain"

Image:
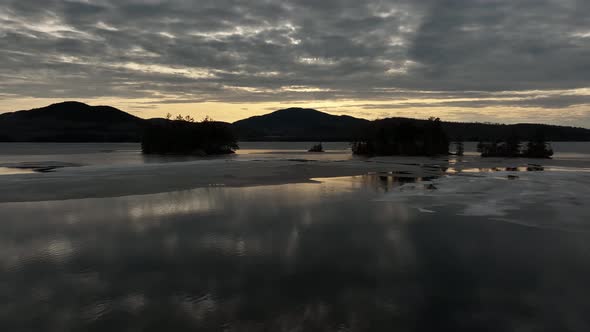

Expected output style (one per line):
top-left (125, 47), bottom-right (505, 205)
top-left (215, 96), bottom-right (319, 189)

top-left (232, 107), bottom-right (370, 141)
top-left (233, 109), bottom-right (590, 142)
top-left (1, 102), bottom-right (589, 142)
top-left (0, 101), bottom-right (145, 142)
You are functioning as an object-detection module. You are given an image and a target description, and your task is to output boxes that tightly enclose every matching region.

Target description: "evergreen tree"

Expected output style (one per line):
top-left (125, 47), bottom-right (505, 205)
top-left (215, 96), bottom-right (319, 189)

top-left (522, 132), bottom-right (553, 158)
top-left (505, 133), bottom-right (521, 157)
top-left (455, 141), bottom-right (464, 156)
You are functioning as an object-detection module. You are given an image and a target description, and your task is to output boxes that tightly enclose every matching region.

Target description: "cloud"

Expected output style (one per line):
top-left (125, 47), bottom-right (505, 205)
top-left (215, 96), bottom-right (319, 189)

top-left (0, 0), bottom-right (589, 122)
top-left (352, 94), bottom-right (590, 109)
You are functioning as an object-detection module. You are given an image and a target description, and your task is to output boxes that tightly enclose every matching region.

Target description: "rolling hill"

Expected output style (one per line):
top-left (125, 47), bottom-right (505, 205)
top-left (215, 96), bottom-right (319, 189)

top-left (0, 101), bottom-right (145, 142)
top-left (232, 108), bottom-right (590, 142)
top-left (232, 107), bottom-right (369, 141)
top-left (1, 102), bottom-right (589, 142)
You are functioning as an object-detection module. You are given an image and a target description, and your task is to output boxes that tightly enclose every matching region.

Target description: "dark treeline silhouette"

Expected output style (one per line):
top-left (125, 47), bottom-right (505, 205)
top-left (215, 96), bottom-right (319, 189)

top-left (478, 133), bottom-right (553, 158)
top-left (351, 117), bottom-right (449, 156)
top-left (142, 115), bottom-right (238, 155)
top-left (523, 138), bottom-right (554, 158)
top-left (1, 102), bottom-right (590, 142)
top-left (233, 108), bottom-right (590, 142)
top-left (442, 122), bottom-right (590, 142)
top-left (233, 109), bottom-right (590, 142)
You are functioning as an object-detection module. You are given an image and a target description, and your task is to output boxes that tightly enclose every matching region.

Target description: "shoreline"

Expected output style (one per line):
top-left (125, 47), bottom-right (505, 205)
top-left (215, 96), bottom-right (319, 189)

top-left (0, 154), bottom-right (588, 203)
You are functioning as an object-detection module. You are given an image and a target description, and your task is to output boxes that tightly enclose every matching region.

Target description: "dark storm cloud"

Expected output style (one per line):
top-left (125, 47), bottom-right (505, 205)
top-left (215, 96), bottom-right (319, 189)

top-left (406, 0), bottom-right (590, 91)
top-left (1, 0), bottom-right (589, 108)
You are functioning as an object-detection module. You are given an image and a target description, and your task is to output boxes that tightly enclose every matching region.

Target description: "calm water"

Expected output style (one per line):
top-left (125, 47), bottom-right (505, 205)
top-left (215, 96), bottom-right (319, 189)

top-left (0, 142), bottom-right (355, 167)
top-left (0, 142), bottom-right (588, 168)
top-left (1, 143), bottom-right (590, 331)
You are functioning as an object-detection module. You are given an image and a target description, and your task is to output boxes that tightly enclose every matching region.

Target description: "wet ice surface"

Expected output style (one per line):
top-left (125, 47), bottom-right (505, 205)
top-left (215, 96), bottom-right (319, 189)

top-left (1, 142), bottom-right (590, 331)
top-left (376, 169), bottom-right (590, 232)
top-left (2, 175), bottom-right (590, 331)
top-left (0, 161), bottom-right (83, 173)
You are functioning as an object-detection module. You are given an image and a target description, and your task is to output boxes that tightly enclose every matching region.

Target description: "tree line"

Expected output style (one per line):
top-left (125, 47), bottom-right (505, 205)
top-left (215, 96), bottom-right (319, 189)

top-left (141, 114), bottom-right (554, 158)
top-left (476, 133), bottom-right (553, 158)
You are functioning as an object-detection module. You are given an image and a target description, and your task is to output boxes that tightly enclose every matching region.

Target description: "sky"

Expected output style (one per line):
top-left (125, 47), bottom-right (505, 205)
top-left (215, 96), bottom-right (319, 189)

top-left (1, 0), bottom-right (590, 126)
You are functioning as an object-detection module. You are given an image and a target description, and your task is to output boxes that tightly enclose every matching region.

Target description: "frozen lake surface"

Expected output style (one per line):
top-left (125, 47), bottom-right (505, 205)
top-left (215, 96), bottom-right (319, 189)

top-left (1, 142), bottom-right (590, 331)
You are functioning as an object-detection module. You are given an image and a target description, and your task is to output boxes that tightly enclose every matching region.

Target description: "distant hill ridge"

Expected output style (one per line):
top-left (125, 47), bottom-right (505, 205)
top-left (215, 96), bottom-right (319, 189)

top-left (233, 107), bottom-right (590, 142)
top-left (233, 107), bottom-right (369, 141)
top-left (1, 102), bottom-right (589, 142)
top-left (0, 101), bottom-right (144, 142)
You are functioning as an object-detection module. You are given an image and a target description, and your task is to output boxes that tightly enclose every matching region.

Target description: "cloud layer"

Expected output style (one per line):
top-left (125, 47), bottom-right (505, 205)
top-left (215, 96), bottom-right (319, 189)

top-left (1, 0), bottom-right (590, 124)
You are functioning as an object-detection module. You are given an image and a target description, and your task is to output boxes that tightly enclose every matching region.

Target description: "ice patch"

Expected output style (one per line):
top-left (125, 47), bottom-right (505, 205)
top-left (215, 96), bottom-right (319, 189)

top-left (378, 170), bottom-right (590, 231)
top-left (418, 208), bottom-right (436, 213)
top-left (459, 200), bottom-right (518, 217)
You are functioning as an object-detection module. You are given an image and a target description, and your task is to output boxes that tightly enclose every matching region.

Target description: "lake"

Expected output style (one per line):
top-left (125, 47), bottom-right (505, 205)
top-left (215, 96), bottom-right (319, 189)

top-left (1, 142), bottom-right (590, 331)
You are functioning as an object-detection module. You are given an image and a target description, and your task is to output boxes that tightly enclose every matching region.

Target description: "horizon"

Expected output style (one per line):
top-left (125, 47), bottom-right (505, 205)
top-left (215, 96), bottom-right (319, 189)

top-left (1, 1), bottom-right (590, 127)
top-left (6, 100), bottom-right (590, 129)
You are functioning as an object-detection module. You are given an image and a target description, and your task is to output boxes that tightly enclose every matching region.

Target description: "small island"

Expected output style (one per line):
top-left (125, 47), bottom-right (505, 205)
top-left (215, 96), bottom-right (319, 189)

top-left (308, 143), bottom-right (324, 152)
top-left (478, 135), bottom-right (553, 158)
top-left (351, 117), bottom-right (449, 156)
top-left (141, 115), bottom-right (238, 155)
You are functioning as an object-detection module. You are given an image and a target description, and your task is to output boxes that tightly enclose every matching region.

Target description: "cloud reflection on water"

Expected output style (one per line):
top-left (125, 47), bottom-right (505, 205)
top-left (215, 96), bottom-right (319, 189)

top-left (1, 175), bottom-right (590, 331)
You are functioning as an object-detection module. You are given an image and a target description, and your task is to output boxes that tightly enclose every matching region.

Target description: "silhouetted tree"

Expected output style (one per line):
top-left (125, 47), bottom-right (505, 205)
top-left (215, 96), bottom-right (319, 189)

top-left (352, 117), bottom-right (449, 156)
top-left (142, 115), bottom-right (238, 155)
top-left (480, 140), bottom-right (502, 157)
top-left (522, 132), bottom-right (553, 158)
top-left (479, 131), bottom-right (552, 158)
top-left (504, 133), bottom-right (521, 157)
top-left (476, 141), bottom-right (484, 153)
top-left (454, 142), bottom-right (464, 156)
top-left (308, 143), bottom-right (324, 152)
